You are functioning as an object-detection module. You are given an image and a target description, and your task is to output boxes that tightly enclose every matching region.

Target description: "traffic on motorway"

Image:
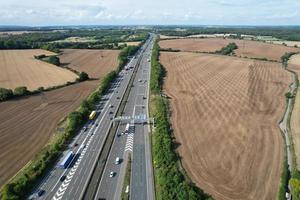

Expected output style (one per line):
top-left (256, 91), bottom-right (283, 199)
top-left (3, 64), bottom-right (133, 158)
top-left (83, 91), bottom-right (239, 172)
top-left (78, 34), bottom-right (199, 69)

top-left (28, 34), bottom-right (155, 200)
top-left (94, 34), bottom-right (155, 200)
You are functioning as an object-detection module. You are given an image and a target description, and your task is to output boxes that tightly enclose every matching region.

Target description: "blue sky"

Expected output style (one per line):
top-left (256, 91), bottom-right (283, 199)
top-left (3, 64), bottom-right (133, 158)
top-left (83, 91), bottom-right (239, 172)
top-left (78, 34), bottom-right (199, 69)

top-left (0, 0), bottom-right (300, 26)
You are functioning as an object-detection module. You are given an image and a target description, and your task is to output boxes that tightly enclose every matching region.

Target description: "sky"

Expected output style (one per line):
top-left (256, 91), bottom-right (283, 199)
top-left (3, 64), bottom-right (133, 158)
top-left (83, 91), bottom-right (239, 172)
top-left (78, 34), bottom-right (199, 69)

top-left (0, 0), bottom-right (300, 26)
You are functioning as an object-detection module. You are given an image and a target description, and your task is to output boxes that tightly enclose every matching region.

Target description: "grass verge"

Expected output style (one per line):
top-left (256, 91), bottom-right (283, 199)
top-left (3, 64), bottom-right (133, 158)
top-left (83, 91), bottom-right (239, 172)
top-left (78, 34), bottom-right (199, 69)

top-left (121, 154), bottom-right (132, 200)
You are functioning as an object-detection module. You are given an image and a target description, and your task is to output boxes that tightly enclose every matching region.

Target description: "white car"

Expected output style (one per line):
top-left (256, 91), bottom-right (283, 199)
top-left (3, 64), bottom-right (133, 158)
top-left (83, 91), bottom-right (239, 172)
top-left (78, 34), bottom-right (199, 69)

top-left (109, 171), bottom-right (115, 178)
top-left (115, 157), bottom-right (120, 165)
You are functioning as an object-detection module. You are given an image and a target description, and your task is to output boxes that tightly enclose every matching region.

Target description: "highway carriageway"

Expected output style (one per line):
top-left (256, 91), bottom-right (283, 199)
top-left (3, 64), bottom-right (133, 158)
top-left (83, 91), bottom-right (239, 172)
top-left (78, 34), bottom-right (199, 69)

top-left (93, 34), bottom-right (155, 200)
top-left (28, 41), bottom-right (143, 200)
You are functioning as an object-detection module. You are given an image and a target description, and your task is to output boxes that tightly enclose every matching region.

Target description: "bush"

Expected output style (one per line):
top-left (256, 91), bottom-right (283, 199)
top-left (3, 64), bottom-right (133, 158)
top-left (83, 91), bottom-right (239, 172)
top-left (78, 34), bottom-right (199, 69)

top-left (13, 86), bottom-right (29, 96)
top-left (290, 178), bottom-right (300, 200)
top-left (0, 87), bottom-right (13, 101)
top-left (216, 42), bottom-right (238, 55)
top-left (78, 71), bottom-right (89, 82)
top-left (47, 56), bottom-right (60, 66)
top-left (281, 52), bottom-right (298, 64)
top-left (34, 54), bottom-right (46, 59)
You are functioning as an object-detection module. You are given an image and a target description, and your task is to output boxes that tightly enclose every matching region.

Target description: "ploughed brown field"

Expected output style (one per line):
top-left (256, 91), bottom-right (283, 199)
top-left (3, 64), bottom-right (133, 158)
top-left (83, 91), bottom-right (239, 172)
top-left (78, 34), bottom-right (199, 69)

top-left (59, 49), bottom-right (120, 79)
top-left (0, 50), bottom-right (119, 187)
top-left (0, 49), bottom-right (78, 90)
top-left (289, 54), bottom-right (300, 170)
top-left (160, 52), bottom-right (292, 200)
top-left (159, 38), bottom-right (300, 61)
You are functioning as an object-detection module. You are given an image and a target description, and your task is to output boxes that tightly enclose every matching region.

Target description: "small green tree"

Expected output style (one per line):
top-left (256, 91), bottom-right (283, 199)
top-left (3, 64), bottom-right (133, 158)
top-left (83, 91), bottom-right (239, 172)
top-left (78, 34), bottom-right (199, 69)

top-left (78, 72), bottom-right (89, 82)
top-left (0, 87), bottom-right (13, 100)
top-left (14, 86), bottom-right (29, 96)
top-left (290, 178), bottom-right (300, 200)
top-left (48, 56), bottom-right (60, 66)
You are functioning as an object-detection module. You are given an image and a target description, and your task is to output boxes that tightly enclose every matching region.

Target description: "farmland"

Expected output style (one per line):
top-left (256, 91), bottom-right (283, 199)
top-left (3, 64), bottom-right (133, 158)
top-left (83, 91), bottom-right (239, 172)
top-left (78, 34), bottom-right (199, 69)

top-left (0, 49), bottom-right (77, 90)
top-left (0, 50), bottom-right (119, 188)
top-left (59, 49), bottom-right (120, 78)
top-left (159, 38), bottom-right (300, 61)
top-left (160, 51), bottom-right (291, 200)
top-left (289, 54), bottom-right (300, 170)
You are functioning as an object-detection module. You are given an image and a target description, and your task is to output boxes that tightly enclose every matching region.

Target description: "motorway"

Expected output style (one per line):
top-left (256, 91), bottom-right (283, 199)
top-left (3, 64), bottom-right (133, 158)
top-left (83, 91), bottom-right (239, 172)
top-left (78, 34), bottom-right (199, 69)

top-left (93, 34), bottom-right (155, 200)
top-left (29, 34), bottom-right (155, 200)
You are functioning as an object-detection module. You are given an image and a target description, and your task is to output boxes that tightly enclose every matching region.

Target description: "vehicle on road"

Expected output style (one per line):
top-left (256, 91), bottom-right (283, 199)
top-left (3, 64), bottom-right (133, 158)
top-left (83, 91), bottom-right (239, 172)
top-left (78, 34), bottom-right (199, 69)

top-left (96, 123), bottom-right (99, 127)
top-left (109, 171), bottom-right (115, 178)
top-left (125, 123), bottom-right (130, 133)
top-left (73, 143), bottom-right (78, 147)
top-left (58, 151), bottom-right (74, 169)
top-left (115, 157), bottom-right (120, 164)
top-left (147, 58), bottom-right (150, 62)
top-left (89, 110), bottom-right (96, 120)
top-left (37, 189), bottom-right (45, 197)
top-left (83, 126), bottom-right (88, 132)
top-left (60, 175), bottom-right (66, 182)
top-left (117, 96), bottom-right (120, 99)
top-left (110, 104), bottom-right (113, 108)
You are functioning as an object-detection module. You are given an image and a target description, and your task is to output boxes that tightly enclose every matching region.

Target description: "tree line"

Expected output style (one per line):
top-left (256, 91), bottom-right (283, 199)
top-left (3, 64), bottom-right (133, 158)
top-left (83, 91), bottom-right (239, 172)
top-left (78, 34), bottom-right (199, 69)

top-left (156, 26), bottom-right (300, 41)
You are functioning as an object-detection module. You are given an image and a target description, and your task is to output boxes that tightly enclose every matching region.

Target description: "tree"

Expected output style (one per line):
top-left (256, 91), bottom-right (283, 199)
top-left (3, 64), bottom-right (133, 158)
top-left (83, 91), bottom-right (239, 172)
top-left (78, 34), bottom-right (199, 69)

top-left (0, 88), bottom-right (13, 100)
top-left (48, 56), bottom-right (60, 66)
top-left (290, 178), bottom-right (300, 199)
top-left (14, 86), bottom-right (29, 96)
top-left (78, 71), bottom-right (89, 82)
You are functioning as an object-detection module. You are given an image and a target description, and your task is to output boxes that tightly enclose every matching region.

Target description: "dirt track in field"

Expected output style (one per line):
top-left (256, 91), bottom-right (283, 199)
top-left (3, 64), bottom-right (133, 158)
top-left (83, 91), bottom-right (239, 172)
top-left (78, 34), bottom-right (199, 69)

top-left (0, 50), bottom-right (119, 188)
top-left (0, 49), bottom-right (78, 90)
top-left (160, 52), bottom-right (291, 200)
top-left (59, 49), bottom-right (120, 79)
top-left (159, 38), bottom-right (300, 61)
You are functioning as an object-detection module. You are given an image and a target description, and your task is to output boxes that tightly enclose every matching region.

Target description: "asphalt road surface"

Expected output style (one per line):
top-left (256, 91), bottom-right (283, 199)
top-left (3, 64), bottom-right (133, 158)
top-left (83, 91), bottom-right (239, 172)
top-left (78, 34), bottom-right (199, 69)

top-left (94, 34), bottom-right (155, 200)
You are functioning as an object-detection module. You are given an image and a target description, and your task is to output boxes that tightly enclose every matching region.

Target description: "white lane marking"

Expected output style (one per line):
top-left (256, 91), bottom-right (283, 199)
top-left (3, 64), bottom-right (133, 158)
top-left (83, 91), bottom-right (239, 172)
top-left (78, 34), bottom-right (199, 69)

top-left (125, 133), bottom-right (134, 152)
top-left (52, 81), bottom-right (117, 199)
top-left (52, 135), bottom-right (94, 199)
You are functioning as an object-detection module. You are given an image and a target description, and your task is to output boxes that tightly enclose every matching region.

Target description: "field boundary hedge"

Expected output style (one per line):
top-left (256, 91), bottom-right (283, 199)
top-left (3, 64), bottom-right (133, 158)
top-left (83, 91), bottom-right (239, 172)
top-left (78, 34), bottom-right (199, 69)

top-left (0, 40), bottom-right (146, 199)
top-left (150, 36), bottom-right (212, 200)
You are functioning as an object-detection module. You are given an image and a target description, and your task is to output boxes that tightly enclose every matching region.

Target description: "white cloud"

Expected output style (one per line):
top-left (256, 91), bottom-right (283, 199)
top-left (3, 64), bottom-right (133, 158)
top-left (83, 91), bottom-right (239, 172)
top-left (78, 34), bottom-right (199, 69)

top-left (0, 0), bottom-right (300, 25)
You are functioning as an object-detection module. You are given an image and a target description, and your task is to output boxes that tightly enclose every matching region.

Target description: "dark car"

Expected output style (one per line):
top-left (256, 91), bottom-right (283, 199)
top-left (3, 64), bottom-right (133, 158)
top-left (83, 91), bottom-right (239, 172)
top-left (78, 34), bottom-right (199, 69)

top-left (60, 175), bottom-right (66, 182)
top-left (37, 189), bottom-right (45, 197)
top-left (73, 143), bottom-right (78, 147)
